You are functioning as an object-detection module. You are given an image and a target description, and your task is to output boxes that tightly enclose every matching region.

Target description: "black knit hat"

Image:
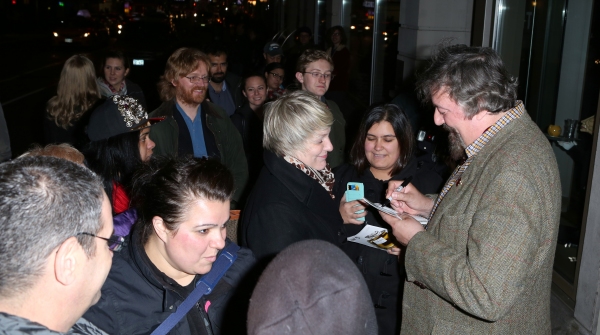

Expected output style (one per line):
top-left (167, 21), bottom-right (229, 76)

top-left (247, 240), bottom-right (378, 335)
top-left (87, 95), bottom-right (163, 141)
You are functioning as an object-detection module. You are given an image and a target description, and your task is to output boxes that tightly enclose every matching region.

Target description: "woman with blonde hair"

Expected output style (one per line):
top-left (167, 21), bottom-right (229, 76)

top-left (240, 90), bottom-right (346, 264)
top-left (44, 54), bottom-right (102, 150)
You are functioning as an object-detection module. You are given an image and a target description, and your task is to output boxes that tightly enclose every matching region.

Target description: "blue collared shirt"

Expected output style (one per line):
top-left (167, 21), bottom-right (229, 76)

top-left (175, 102), bottom-right (208, 157)
top-left (208, 81), bottom-right (236, 116)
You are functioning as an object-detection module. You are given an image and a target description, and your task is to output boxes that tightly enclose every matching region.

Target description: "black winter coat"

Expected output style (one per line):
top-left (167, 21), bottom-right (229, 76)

top-left (240, 150), bottom-right (347, 264)
top-left (83, 231), bottom-right (256, 335)
top-left (333, 157), bottom-right (444, 335)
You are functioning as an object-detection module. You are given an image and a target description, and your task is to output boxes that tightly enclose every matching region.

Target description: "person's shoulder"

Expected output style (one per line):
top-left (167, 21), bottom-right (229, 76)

top-left (0, 312), bottom-right (62, 334)
top-left (226, 72), bottom-right (242, 87)
top-left (333, 163), bottom-right (356, 181)
top-left (149, 100), bottom-right (174, 118)
top-left (69, 318), bottom-right (108, 335)
top-left (125, 79), bottom-right (142, 91)
top-left (325, 100), bottom-right (345, 119)
top-left (223, 242), bottom-right (256, 285)
top-left (205, 100), bottom-right (228, 118)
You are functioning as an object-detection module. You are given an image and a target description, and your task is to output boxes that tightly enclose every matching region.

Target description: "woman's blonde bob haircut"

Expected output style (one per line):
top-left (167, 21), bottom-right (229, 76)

top-left (263, 90), bottom-right (333, 157)
top-left (157, 47), bottom-right (211, 102)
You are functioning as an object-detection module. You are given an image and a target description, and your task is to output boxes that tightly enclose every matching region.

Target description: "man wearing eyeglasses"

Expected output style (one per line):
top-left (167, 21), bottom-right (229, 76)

top-left (0, 156), bottom-right (114, 334)
top-left (206, 46), bottom-right (244, 116)
top-left (149, 47), bottom-right (248, 208)
top-left (295, 49), bottom-right (346, 168)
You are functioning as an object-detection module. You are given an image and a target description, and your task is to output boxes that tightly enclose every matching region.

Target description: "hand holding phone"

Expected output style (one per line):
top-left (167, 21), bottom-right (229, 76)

top-left (345, 182), bottom-right (365, 222)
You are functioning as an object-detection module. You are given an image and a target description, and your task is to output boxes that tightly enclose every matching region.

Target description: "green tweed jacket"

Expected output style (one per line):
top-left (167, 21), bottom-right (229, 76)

top-left (401, 110), bottom-right (561, 334)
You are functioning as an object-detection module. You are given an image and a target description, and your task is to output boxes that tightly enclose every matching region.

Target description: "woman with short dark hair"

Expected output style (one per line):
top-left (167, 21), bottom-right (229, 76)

top-left (333, 104), bottom-right (444, 335)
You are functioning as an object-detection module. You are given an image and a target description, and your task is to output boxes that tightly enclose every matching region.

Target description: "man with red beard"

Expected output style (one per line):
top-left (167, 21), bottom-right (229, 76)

top-left (149, 47), bottom-right (248, 208)
top-left (381, 45), bottom-right (561, 334)
top-left (206, 46), bottom-right (244, 116)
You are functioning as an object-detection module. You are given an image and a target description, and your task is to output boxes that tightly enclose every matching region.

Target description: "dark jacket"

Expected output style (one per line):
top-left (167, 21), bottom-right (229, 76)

top-left (124, 79), bottom-right (147, 109)
top-left (83, 232), bottom-right (256, 335)
top-left (43, 98), bottom-right (104, 151)
top-left (230, 103), bottom-right (264, 192)
top-left (0, 312), bottom-right (106, 335)
top-left (208, 72), bottom-right (244, 113)
top-left (323, 98), bottom-right (346, 169)
top-left (240, 150), bottom-right (347, 264)
top-left (149, 100), bottom-right (248, 205)
top-left (333, 158), bottom-right (444, 335)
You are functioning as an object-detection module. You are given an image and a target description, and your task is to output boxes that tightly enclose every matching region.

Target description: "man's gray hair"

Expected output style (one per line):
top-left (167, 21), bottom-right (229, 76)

top-left (263, 90), bottom-right (334, 157)
top-left (0, 156), bottom-right (104, 298)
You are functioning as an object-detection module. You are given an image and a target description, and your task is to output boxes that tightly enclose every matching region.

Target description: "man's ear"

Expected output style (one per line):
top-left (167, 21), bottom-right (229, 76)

top-left (295, 72), bottom-right (304, 84)
top-left (54, 237), bottom-right (81, 286)
top-left (263, 53), bottom-right (268, 60)
top-left (474, 110), bottom-right (490, 121)
top-left (171, 79), bottom-right (178, 87)
top-left (242, 90), bottom-right (248, 98)
top-left (124, 67), bottom-right (130, 77)
top-left (153, 216), bottom-right (169, 243)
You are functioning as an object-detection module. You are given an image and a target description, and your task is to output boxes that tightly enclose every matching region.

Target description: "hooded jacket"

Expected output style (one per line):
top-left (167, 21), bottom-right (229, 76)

top-left (82, 231), bottom-right (256, 335)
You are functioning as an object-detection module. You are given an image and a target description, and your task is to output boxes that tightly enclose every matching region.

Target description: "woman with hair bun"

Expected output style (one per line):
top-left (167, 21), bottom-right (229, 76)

top-left (83, 156), bottom-right (256, 335)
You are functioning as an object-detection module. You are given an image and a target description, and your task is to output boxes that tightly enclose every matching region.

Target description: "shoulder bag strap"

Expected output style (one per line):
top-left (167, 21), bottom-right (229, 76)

top-left (150, 243), bottom-right (240, 335)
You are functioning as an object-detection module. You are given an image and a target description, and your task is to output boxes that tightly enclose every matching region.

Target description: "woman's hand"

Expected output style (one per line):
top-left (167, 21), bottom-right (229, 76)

top-left (339, 194), bottom-right (367, 224)
top-left (386, 247), bottom-right (402, 257)
top-left (385, 181), bottom-right (434, 218)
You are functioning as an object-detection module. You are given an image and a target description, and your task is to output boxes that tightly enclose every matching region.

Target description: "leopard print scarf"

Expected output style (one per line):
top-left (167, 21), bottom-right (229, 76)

top-left (284, 155), bottom-right (335, 199)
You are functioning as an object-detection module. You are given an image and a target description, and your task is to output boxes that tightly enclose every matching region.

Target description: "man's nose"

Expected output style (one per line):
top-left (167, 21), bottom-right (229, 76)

top-left (433, 109), bottom-right (444, 126)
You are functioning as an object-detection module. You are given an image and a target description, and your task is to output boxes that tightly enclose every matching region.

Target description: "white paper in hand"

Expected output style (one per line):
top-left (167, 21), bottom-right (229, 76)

top-left (361, 198), bottom-right (428, 226)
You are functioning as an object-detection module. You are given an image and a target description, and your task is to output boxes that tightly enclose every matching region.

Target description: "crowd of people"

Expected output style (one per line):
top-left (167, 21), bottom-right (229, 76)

top-left (0, 38), bottom-right (561, 335)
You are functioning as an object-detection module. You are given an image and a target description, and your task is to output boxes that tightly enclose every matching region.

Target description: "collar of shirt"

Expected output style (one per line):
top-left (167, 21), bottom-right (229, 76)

top-left (175, 101), bottom-right (201, 122)
top-left (209, 80), bottom-right (228, 94)
top-left (464, 100), bottom-right (525, 159)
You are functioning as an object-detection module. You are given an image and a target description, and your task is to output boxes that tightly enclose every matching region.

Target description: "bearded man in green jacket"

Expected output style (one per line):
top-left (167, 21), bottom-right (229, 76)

top-left (149, 47), bottom-right (248, 207)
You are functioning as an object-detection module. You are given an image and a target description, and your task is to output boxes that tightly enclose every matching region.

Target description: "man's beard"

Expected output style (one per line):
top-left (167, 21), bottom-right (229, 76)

top-left (211, 73), bottom-right (225, 83)
top-left (443, 124), bottom-right (467, 161)
top-left (176, 84), bottom-right (206, 106)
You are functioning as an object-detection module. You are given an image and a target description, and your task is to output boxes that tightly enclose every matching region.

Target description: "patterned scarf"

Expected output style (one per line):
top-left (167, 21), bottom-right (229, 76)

top-left (97, 77), bottom-right (127, 98)
top-left (284, 155), bottom-right (335, 199)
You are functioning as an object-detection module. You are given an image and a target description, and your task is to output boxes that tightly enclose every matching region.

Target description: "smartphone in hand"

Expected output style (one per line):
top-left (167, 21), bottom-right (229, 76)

top-left (346, 182), bottom-right (365, 222)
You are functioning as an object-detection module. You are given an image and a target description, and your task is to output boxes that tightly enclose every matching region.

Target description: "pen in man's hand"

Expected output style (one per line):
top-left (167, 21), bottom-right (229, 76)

top-left (383, 176), bottom-right (413, 207)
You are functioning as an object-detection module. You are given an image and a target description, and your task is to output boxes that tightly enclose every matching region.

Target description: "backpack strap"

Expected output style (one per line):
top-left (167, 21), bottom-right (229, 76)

top-left (150, 242), bottom-right (240, 335)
